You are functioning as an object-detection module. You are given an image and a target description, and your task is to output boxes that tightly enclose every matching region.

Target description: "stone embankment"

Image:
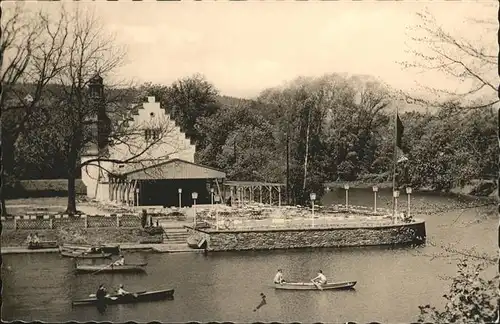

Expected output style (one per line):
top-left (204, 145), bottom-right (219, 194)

top-left (189, 219), bottom-right (426, 252)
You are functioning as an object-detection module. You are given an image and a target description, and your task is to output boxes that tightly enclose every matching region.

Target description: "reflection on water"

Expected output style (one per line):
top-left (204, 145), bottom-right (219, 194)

top-left (2, 190), bottom-right (496, 322)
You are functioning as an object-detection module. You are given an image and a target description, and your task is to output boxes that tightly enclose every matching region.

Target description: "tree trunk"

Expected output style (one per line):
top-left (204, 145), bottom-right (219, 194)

top-left (286, 126), bottom-right (290, 206)
top-left (0, 184), bottom-right (7, 216)
top-left (66, 151), bottom-right (78, 215)
top-left (66, 172), bottom-right (77, 215)
top-left (302, 107), bottom-right (312, 192)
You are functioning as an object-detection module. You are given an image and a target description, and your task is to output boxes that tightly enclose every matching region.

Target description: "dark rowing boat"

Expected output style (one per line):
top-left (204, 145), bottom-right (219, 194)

top-left (60, 244), bottom-right (121, 255)
top-left (274, 281), bottom-right (357, 290)
top-left (60, 250), bottom-right (112, 259)
top-left (72, 289), bottom-right (174, 306)
top-left (27, 241), bottom-right (58, 249)
top-left (75, 263), bottom-right (148, 273)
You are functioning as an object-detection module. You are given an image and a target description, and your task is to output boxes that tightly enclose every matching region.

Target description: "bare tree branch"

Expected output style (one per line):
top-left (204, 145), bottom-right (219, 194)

top-left (401, 7), bottom-right (497, 109)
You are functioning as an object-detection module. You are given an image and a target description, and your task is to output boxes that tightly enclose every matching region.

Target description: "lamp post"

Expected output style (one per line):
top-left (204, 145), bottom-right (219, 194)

top-left (406, 187), bottom-right (412, 219)
top-left (344, 184), bottom-right (350, 210)
top-left (178, 188), bottom-right (182, 208)
top-left (310, 192), bottom-right (316, 228)
top-left (192, 192), bottom-right (198, 227)
top-left (393, 190), bottom-right (400, 223)
top-left (214, 195), bottom-right (220, 230)
top-left (135, 188), bottom-right (140, 206)
top-left (210, 188), bottom-right (214, 206)
top-left (373, 186), bottom-right (378, 213)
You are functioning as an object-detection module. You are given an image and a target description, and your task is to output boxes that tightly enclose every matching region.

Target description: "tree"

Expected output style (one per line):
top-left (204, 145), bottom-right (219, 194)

top-left (403, 5), bottom-right (497, 109)
top-left (1, 4), bottom-right (68, 215)
top-left (418, 259), bottom-right (498, 323)
top-left (13, 6), bottom-right (180, 214)
top-left (164, 74), bottom-right (220, 145)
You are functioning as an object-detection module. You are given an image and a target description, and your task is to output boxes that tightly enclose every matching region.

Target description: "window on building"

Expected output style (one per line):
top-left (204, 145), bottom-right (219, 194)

top-left (144, 128), bottom-right (160, 141)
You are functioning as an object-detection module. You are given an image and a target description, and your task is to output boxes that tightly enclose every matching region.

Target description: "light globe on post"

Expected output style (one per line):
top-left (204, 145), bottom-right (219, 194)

top-left (178, 188), bottom-right (182, 209)
top-left (344, 184), bottom-right (350, 210)
top-left (372, 186), bottom-right (378, 212)
top-left (406, 187), bottom-right (412, 220)
top-left (393, 190), bottom-right (400, 223)
top-left (310, 193), bottom-right (316, 227)
top-left (214, 195), bottom-right (221, 230)
top-left (192, 192), bottom-right (198, 228)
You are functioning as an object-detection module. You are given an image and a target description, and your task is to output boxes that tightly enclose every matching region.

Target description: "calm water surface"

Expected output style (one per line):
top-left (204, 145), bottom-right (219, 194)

top-left (2, 189), bottom-right (496, 322)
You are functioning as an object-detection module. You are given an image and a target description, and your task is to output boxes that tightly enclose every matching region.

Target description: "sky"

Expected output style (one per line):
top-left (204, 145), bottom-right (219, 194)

top-left (9, 0), bottom-right (496, 100)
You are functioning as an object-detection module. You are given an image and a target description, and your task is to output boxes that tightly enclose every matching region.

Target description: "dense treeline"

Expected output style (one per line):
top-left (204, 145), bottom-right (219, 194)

top-left (7, 73), bottom-right (497, 205)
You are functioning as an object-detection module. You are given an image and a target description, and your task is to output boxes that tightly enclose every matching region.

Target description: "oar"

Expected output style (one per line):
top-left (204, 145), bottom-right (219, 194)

top-left (92, 262), bottom-right (115, 275)
top-left (311, 279), bottom-right (323, 291)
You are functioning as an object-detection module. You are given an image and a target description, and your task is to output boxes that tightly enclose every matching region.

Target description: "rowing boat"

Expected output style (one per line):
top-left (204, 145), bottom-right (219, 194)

top-left (27, 241), bottom-right (58, 249)
top-left (60, 244), bottom-right (120, 255)
top-left (72, 289), bottom-right (174, 306)
top-left (274, 281), bottom-right (357, 290)
top-left (60, 250), bottom-right (112, 259)
top-left (75, 263), bottom-right (148, 273)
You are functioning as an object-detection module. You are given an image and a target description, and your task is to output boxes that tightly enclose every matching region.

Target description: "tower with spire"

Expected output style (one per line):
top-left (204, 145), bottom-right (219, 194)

top-left (88, 74), bottom-right (111, 156)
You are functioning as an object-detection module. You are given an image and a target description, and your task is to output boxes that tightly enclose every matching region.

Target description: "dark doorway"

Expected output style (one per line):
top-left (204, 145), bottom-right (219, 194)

top-left (139, 179), bottom-right (212, 207)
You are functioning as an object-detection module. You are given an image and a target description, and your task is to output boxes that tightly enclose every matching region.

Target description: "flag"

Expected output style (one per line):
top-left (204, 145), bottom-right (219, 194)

top-left (396, 147), bottom-right (408, 164)
top-left (396, 113), bottom-right (404, 150)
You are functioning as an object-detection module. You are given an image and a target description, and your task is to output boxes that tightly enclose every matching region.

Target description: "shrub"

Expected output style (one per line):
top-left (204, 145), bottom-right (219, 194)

top-left (418, 260), bottom-right (498, 323)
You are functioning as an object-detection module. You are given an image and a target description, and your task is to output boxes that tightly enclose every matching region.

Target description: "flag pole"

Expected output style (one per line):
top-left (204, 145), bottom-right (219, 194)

top-left (392, 106), bottom-right (399, 222)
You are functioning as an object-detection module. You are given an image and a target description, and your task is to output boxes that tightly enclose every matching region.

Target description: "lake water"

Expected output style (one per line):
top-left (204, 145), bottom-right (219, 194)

top-left (2, 189), bottom-right (497, 323)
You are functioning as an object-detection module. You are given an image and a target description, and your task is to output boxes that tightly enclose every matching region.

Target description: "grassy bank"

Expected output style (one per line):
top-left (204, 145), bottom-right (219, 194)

top-left (6, 179), bottom-right (86, 199)
top-left (1, 226), bottom-right (151, 247)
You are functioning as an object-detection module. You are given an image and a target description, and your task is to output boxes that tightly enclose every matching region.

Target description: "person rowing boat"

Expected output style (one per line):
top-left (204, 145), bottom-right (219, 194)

top-left (273, 269), bottom-right (286, 284)
top-left (311, 270), bottom-right (327, 286)
top-left (116, 284), bottom-right (130, 296)
top-left (112, 255), bottom-right (125, 266)
top-left (96, 284), bottom-right (108, 302)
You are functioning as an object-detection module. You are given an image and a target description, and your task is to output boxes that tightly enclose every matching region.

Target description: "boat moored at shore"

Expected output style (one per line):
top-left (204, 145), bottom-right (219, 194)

top-left (60, 250), bottom-right (112, 259)
top-left (75, 263), bottom-right (148, 273)
top-left (72, 289), bottom-right (174, 306)
top-left (27, 241), bottom-right (58, 249)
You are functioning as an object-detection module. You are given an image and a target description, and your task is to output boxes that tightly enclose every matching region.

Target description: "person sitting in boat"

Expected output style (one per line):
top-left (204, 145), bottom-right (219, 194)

top-left (96, 284), bottom-right (107, 301)
top-left (273, 269), bottom-right (286, 284)
top-left (26, 233), bottom-right (33, 244)
top-left (312, 270), bottom-right (327, 285)
top-left (113, 255), bottom-right (125, 266)
top-left (116, 284), bottom-right (130, 296)
top-left (32, 233), bottom-right (40, 244)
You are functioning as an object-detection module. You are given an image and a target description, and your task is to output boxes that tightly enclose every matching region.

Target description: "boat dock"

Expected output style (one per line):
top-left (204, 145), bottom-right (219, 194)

top-left (1, 243), bottom-right (203, 255)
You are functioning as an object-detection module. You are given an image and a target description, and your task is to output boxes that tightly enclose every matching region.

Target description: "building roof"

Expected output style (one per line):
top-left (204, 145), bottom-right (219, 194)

top-left (224, 181), bottom-right (285, 187)
top-left (115, 158), bottom-right (226, 180)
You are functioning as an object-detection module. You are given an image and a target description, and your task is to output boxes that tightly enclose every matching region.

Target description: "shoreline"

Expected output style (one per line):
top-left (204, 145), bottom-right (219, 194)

top-left (325, 180), bottom-right (497, 199)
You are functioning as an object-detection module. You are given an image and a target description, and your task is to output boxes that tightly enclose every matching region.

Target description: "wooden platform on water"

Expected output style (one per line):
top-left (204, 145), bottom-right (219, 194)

top-left (2, 243), bottom-right (204, 255)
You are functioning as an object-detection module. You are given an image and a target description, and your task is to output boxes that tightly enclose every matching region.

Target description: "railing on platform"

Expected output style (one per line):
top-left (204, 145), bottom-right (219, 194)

top-left (1, 214), bottom-right (142, 230)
